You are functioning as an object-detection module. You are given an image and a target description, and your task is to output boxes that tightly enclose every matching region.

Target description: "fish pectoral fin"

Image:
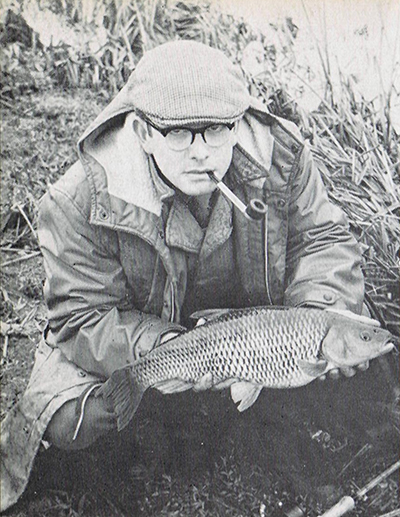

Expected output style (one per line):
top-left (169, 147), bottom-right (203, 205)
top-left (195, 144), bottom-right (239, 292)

top-left (298, 359), bottom-right (328, 378)
top-left (153, 379), bottom-right (192, 394)
top-left (230, 381), bottom-right (263, 412)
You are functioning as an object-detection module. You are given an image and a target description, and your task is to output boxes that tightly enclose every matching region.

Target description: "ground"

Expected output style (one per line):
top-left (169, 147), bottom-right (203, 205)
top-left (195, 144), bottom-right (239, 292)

top-left (1, 89), bottom-right (399, 516)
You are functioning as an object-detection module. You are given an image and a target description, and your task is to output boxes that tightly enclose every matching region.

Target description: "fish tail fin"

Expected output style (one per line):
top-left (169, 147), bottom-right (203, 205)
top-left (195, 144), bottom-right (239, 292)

top-left (97, 366), bottom-right (145, 432)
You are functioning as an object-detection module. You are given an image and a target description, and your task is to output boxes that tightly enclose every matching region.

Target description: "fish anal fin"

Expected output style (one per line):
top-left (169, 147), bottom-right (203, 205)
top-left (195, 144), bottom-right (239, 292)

top-left (153, 379), bottom-right (192, 394)
top-left (230, 381), bottom-right (263, 412)
top-left (193, 372), bottom-right (214, 392)
top-left (212, 378), bottom-right (238, 391)
top-left (298, 358), bottom-right (328, 378)
top-left (97, 366), bottom-right (145, 432)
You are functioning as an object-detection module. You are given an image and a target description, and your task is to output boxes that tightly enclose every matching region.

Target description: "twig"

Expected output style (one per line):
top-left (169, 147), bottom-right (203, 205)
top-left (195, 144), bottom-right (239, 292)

top-left (376, 510), bottom-right (400, 517)
top-left (1, 335), bottom-right (9, 365)
top-left (0, 247), bottom-right (37, 253)
top-left (2, 251), bottom-right (41, 267)
top-left (0, 97), bottom-right (20, 114)
top-left (20, 307), bottom-right (38, 327)
top-left (338, 444), bottom-right (372, 477)
top-left (16, 204), bottom-right (37, 242)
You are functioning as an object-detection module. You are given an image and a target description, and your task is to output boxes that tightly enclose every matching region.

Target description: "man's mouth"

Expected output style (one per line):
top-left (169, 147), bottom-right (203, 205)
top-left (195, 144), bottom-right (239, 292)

top-left (186, 169), bottom-right (213, 175)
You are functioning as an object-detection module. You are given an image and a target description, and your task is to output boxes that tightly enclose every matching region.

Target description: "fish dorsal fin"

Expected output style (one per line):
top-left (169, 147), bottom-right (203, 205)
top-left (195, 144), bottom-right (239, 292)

top-left (152, 379), bottom-right (192, 394)
top-left (325, 308), bottom-right (381, 327)
top-left (230, 381), bottom-right (263, 412)
top-left (190, 308), bottom-right (233, 325)
top-left (298, 358), bottom-right (328, 377)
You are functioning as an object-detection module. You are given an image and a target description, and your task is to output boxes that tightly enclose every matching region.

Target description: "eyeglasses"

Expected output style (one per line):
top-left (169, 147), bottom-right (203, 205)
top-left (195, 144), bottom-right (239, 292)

top-left (146, 120), bottom-right (235, 151)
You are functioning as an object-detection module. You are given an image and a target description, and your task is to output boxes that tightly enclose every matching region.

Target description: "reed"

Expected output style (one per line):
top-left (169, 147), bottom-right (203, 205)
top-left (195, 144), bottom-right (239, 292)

top-left (2, 0), bottom-right (399, 331)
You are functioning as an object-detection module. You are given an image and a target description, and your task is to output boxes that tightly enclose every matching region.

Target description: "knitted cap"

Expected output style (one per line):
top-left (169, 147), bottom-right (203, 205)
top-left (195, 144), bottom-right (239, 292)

top-left (127, 40), bottom-right (250, 127)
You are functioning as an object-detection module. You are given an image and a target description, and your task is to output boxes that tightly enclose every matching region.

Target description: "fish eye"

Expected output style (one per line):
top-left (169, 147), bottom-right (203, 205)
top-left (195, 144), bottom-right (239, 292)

top-left (360, 331), bottom-right (371, 342)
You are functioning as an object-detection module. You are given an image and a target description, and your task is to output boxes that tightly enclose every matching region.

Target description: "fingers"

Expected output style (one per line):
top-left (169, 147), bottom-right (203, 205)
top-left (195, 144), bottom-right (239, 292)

top-left (329, 368), bottom-right (341, 380)
top-left (340, 366), bottom-right (357, 377)
top-left (192, 372), bottom-right (213, 392)
top-left (319, 364), bottom-right (368, 381)
top-left (159, 331), bottom-right (182, 345)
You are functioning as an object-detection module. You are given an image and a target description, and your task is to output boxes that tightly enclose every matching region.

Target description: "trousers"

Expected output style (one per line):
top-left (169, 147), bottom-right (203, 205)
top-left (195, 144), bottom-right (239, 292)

top-left (44, 389), bottom-right (117, 451)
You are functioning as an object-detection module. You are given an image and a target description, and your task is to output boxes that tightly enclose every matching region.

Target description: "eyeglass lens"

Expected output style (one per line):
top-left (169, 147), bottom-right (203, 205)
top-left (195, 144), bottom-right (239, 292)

top-left (165, 124), bottom-right (232, 150)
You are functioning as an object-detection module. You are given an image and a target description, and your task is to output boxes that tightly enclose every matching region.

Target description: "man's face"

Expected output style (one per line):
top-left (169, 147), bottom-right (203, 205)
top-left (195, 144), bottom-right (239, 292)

top-left (136, 120), bottom-right (238, 196)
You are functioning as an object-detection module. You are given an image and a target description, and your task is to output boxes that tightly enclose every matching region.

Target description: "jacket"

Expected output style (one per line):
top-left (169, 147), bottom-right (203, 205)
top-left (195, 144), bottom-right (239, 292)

top-left (39, 99), bottom-right (365, 378)
top-left (0, 95), bottom-right (365, 512)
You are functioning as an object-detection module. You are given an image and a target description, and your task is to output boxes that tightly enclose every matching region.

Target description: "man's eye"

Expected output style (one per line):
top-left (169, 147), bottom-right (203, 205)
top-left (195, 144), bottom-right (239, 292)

top-left (169, 129), bottom-right (187, 136)
top-left (208, 125), bottom-right (224, 133)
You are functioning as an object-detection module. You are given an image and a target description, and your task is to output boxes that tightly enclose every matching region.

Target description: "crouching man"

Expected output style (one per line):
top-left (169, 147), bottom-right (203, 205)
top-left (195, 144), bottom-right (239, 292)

top-left (1, 40), bottom-right (366, 511)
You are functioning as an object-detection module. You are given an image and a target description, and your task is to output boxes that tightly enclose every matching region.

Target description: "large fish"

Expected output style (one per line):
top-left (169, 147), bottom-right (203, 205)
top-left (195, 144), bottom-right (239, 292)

top-left (99, 306), bottom-right (395, 431)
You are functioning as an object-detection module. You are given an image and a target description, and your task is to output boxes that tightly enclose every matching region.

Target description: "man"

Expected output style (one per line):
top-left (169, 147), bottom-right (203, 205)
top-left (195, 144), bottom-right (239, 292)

top-left (0, 40), bottom-right (366, 511)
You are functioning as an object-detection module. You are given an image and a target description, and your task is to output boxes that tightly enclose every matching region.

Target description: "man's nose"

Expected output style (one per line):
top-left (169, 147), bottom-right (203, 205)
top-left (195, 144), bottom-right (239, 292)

top-left (188, 133), bottom-right (210, 160)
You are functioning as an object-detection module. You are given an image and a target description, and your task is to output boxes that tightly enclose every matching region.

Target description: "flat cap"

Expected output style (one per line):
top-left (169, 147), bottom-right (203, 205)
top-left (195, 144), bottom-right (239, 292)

top-left (127, 40), bottom-right (250, 127)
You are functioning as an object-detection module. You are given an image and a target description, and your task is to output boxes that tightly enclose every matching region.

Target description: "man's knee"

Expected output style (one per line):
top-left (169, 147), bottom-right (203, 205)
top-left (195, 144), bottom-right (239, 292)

top-left (45, 393), bottom-right (117, 451)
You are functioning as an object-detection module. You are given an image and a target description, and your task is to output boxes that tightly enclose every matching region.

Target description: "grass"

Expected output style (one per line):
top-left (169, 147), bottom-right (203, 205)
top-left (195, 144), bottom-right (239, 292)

top-left (2, 0), bottom-right (398, 331)
top-left (1, 1), bottom-right (399, 516)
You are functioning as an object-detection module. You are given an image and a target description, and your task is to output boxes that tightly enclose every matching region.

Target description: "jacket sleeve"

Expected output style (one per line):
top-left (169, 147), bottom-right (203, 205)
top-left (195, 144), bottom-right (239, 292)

top-left (283, 144), bottom-right (365, 313)
top-left (38, 180), bottom-right (182, 379)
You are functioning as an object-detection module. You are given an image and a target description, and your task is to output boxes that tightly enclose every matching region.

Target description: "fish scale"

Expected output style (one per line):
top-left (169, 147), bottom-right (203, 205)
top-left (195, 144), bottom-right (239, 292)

top-left (208, 309), bottom-right (323, 385)
top-left (145, 309), bottom-right (315, 386)
top-left (99, 306), bottom-right (395, 431)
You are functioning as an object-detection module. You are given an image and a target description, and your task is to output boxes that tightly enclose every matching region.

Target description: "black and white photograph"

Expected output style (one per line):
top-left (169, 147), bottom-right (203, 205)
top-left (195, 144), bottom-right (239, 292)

top-left (1, 0), bottom-right (399, 515)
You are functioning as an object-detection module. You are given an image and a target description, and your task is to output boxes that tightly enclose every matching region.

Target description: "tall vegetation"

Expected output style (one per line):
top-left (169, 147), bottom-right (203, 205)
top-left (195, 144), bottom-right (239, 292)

top-left (1, 0), bottom-right (399, 332)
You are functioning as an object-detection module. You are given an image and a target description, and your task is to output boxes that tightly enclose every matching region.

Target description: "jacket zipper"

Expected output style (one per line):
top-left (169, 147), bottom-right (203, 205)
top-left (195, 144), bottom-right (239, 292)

top-left (263, 206), bottom-right (273, 305)
top-left (170, 281), bottom-right (176, 322)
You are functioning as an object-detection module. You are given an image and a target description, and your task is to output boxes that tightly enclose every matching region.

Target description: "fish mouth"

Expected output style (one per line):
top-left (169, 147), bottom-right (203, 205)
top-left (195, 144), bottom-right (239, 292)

top-left (322, 339), bottom-right (395, 367)
top-left (381, 342), bottom-right (395, 354)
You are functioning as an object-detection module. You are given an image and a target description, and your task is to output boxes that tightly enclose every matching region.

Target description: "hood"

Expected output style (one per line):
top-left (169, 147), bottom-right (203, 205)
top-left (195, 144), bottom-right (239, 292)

top-left (78, 76), bottom-right (275, 216)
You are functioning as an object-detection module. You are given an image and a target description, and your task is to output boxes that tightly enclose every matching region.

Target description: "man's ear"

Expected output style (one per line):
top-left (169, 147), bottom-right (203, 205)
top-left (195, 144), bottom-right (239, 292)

top-left (230, 120), bottom-right (240, 146)
top-left (132, 117), bottom-right (153, 154)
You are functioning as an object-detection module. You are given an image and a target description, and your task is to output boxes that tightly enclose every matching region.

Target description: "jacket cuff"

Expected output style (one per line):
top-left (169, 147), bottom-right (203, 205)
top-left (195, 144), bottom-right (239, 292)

top-left (284, 288), bottom-right (347, 310)
top-left (129, 318), bottom-right (186, 361)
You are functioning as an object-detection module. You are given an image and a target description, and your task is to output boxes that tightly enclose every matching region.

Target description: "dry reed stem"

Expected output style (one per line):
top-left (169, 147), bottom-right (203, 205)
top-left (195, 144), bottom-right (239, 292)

top-left (2, 0), bottom-right (398, 333)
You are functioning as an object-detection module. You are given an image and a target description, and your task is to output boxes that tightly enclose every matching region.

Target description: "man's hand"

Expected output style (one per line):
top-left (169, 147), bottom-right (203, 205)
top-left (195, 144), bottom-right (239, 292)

top-left (319, 361), bottom-right (370, 381)
top-left (159, 330), bottom-right (182, 345)
top-left (135, 326), bottom-right (185, 359)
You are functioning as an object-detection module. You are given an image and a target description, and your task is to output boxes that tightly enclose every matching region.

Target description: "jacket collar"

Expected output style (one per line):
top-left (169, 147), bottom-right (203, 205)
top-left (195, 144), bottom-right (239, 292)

top-left (82, 149), bottom-right (235, 256)
top-left (164, 192), bottom-right (233, 256)
top-left (83, 112), bottom-right (174, 216)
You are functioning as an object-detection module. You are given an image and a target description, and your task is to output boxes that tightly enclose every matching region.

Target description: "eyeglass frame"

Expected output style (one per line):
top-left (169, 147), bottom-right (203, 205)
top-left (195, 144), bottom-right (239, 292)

top-left (144, 118), bottom-right (236, 150)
